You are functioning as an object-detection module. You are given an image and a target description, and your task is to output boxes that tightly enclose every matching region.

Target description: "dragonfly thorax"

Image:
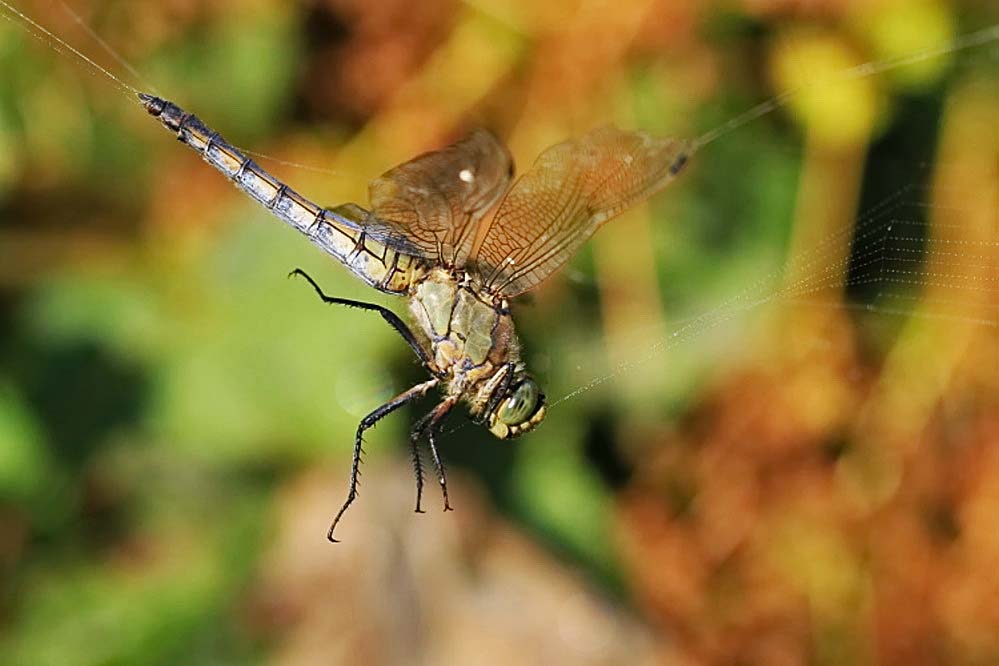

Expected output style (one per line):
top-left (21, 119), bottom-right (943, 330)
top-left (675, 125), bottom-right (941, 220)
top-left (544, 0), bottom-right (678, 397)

top-left (408, 268), bottom-right (545, 438)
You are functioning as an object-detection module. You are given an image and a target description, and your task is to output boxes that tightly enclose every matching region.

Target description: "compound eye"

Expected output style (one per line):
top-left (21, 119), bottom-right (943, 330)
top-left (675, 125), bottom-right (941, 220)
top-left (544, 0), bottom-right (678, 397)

top-left (496, 380), bottom-right (540, 426)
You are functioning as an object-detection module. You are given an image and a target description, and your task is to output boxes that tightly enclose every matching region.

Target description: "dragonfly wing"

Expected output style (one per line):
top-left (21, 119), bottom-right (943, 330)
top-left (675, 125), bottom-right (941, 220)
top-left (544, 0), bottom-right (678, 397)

top-left (364, 129), bottom-right (514, 266)
top-left (473, 126), bottom-right (690, 297)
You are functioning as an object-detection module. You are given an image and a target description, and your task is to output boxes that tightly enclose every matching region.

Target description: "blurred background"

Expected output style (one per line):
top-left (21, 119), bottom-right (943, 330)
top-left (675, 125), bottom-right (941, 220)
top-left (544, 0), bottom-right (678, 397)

top-left (1, 0), bottom-right (997, 663)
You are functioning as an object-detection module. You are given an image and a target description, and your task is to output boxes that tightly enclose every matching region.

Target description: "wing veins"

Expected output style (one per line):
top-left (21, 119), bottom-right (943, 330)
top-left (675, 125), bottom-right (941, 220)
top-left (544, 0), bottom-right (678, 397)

top-left (493, 206), bottom-right (589, 293)
top-left (489, 153), bottom-right (634, 292)
top-left (489, 178), bottom-right (587, 289)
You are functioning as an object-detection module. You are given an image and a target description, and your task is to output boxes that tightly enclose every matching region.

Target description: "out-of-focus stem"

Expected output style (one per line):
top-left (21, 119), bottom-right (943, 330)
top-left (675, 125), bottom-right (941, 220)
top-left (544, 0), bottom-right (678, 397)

top-left (779, 127), bottom-right (867, 351)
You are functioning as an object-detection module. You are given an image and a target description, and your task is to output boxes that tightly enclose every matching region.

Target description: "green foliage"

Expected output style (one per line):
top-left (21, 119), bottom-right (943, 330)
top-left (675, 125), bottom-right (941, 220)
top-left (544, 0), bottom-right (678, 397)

top-left (0, 383), bottom-right (48, 500)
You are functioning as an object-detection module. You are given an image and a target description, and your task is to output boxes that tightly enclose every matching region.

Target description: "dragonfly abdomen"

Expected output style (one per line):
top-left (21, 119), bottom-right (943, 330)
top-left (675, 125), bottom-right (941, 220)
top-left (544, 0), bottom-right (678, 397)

top-left (138, 93), bottom-right (426, 295)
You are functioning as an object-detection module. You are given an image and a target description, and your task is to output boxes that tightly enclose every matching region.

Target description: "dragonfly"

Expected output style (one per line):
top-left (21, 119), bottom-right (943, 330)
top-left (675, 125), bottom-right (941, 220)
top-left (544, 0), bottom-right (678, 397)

top-left (138, 93), bottom-right (691, 541)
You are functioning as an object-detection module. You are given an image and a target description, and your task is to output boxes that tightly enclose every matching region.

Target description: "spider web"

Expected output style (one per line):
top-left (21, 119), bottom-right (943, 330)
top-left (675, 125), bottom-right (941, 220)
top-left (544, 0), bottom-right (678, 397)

top-left (553, 167), bottom-right (996, 409)
top-left (551, 87), bottom-right (998, 411)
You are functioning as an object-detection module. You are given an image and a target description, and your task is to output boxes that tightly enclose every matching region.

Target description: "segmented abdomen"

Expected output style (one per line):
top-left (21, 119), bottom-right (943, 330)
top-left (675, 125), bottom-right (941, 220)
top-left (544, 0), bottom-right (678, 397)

top-left (139, 94), bottom-right (426, 295)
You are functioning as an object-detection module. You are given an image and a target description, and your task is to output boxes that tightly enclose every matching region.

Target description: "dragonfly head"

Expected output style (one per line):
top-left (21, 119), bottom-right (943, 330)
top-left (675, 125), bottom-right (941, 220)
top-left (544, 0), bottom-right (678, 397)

top-left (488, 375), bottom-right (546, 439)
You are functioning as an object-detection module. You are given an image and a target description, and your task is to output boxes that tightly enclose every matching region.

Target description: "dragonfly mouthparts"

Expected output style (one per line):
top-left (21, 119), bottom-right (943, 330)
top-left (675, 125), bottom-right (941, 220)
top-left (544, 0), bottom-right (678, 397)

top-left (137, 92), bottom-right (166, 116)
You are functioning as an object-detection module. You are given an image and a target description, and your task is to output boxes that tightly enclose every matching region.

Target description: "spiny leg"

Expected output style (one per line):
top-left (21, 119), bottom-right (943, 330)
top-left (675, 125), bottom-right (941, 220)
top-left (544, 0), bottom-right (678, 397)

top-left (414, 396), bottom-right (458, 511)
top-left (425, 426), bottom-right (452, 512)
top-left (289, 268), bottom-right (433, 369)
top-left (409, 408), bottom-right (436, 514)
top-left (328, 378), bottom-right (438, 543)
top-left (409, 424), bottom-right (426, 514)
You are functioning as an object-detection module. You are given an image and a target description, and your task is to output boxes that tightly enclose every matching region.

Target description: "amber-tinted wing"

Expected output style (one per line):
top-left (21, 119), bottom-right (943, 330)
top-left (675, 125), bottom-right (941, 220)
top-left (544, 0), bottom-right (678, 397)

top-left (353, 129), bottom-right (514, 267)
top-left (472, 126), bottom-right (690, 297)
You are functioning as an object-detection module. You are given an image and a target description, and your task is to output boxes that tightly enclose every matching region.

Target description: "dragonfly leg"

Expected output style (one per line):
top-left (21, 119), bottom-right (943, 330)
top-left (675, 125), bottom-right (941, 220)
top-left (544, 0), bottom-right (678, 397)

top-left (408, 422), bottom-right (426, 514)
top-left (425, 424), bottom-right (452, 512)
top-left (473, 361), bottom-right (516, 425)
top-left (413, 396), bottom-right (459, 511)
top-left (289, 268), bottom-right (433, 370)
top-left (327, 378), bottom-right (438, 543)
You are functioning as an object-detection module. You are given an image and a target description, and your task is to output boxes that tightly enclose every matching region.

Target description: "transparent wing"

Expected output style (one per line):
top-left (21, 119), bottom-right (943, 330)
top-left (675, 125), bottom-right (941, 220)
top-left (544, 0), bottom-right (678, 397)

top-left (473, 126), bottom-right (690, 297)
top-left (356, 129), bottom-right (514, 266)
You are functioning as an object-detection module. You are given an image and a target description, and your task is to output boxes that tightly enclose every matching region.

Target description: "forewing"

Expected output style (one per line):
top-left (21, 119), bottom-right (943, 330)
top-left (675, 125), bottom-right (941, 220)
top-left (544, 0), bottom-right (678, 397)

top-left (363, 129), bottom-right (514, 266)
top-left (474, 126), bottom-right (690, 296)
